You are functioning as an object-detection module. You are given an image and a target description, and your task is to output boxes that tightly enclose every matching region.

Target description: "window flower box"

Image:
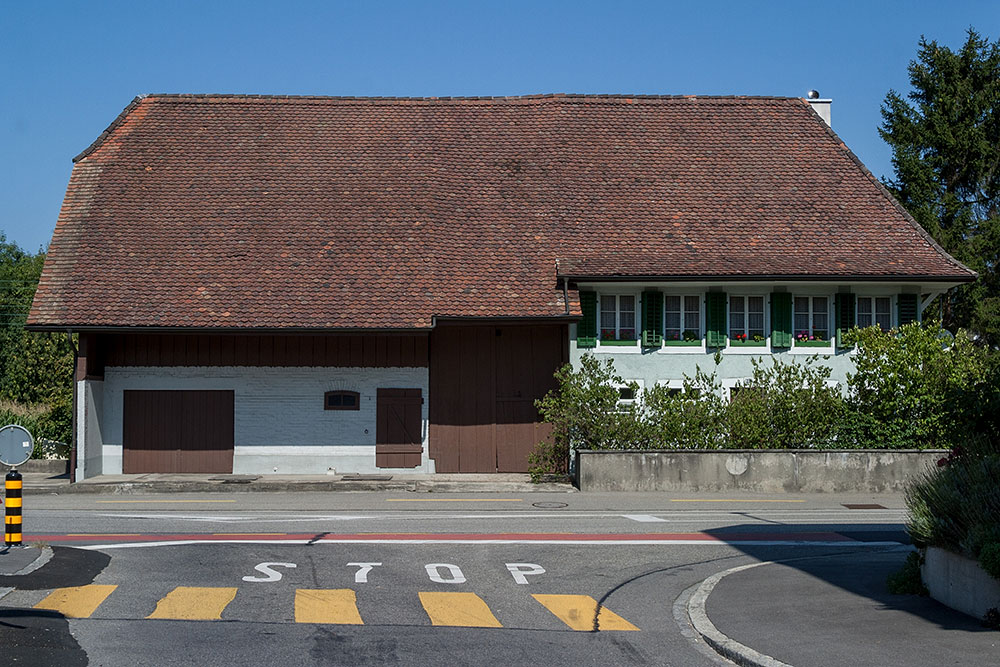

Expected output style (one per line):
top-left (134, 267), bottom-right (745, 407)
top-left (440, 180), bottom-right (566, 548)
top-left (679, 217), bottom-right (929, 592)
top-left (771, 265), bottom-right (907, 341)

top-left (663, 339), bottom-right (703, 347)
top-left (794, 340), bottom-right (832, 348)
top-left (600, 339), bottom-right (639, 347)
top-left (729, 339), bottom-right (767, 347)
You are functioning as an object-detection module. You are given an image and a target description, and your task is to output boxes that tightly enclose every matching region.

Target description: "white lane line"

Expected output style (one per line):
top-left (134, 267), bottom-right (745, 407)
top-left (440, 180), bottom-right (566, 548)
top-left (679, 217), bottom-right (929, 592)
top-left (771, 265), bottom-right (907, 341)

top-left (80, 539), bottom-right (907, 550)
top-left (622, 514), bottom-right (669, 523)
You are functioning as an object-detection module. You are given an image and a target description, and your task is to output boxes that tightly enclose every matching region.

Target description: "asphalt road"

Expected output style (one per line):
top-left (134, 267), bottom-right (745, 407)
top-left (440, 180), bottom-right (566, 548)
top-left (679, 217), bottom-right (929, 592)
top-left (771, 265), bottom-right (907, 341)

top-left (1, 491), bottom-right (919, 666)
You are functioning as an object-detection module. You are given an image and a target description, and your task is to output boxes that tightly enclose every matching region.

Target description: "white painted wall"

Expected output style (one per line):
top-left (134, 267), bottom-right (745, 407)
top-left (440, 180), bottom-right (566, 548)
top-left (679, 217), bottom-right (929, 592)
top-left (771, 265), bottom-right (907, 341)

top-left (95, 366), bottom-right (431, 476)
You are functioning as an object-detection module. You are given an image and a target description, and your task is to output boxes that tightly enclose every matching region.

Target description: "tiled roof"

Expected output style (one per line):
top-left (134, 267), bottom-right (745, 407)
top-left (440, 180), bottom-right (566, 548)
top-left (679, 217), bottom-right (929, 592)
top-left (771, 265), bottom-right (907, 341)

top-left (29, 94), bottom-right (974, 330)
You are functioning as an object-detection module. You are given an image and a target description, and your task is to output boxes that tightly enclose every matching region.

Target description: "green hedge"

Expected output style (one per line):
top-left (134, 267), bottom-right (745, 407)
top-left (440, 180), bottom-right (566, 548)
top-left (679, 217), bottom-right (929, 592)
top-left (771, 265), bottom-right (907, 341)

top-left (529, 321), bottom-right (998, 479)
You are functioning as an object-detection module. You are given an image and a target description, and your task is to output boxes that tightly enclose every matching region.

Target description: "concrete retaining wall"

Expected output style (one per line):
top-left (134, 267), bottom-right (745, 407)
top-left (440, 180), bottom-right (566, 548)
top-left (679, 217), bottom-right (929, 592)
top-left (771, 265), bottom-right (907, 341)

top-left (923, 547), bottom-right (1000, 620)
top-left (18, 459), bottom-right (70, 474)
top-left (575, 449), bottom-right (947, 493)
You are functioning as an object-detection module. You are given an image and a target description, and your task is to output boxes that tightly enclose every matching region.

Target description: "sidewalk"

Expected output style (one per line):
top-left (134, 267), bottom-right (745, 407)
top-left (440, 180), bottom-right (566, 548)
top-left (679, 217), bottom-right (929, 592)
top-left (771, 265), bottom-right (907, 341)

top-left (17, 472), bottom-right (575, 494)
top-left (0, 545), bottom-right (46, 576)
top-left (700, 549), bottom-right (997, 667)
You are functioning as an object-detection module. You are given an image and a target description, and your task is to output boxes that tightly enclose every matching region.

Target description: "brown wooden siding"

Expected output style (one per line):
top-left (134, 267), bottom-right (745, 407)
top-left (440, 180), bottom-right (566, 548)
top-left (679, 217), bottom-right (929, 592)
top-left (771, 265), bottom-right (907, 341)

top-left (87, 333), bottom-right (429, 371)
top-left (375, 388), bottom-right (423, 468)
top-left (429, 324), bottom-right (567, 473)
top-left (122, 390), bottom-right (235, 473)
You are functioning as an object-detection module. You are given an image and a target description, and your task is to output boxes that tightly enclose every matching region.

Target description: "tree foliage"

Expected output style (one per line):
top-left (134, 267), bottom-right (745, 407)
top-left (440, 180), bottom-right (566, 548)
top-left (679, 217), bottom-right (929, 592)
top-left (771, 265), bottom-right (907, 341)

top-left (880, 29), bottom-right (1000, 343)
top-left (0, 232), bottom-right (73, 446)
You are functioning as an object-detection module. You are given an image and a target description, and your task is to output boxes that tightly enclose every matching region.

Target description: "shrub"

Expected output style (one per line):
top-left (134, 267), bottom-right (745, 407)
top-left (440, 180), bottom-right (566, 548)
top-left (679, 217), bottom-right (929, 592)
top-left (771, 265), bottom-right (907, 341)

top-left (906, 449), bottom-right (1000, 576)
top-left (726, 357), bottom-right (843, 449)
top-left (886, 551), bottom-right (928, 595)
top-left (528, 355), bottom-right (648, 479)
top-left (642, 365), bottom-right (727, 449)
top-left (0, 398), bottom-right (71, 458)
top-left (981, 543), bottom-right (1000, 580)
top-left (844, 321), bottom-right (989, 449)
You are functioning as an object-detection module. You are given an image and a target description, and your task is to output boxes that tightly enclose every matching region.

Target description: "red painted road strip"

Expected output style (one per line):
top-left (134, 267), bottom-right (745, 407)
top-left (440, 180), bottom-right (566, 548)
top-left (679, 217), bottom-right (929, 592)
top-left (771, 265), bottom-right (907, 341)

top-left (24, 531), bottom-right (857, 543)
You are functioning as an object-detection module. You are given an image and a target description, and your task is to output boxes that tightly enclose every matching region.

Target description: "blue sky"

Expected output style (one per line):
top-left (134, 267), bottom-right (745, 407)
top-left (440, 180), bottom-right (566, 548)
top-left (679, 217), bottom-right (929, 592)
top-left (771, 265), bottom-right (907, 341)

top-left (2, 1), bottom-right (997, 251)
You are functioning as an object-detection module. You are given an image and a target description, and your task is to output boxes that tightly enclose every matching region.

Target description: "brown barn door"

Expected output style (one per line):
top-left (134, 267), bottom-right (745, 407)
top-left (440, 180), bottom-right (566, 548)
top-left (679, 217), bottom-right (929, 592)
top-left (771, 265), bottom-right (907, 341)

top-left (375, 388), bottom-right (423, 468)
top-left (429, 324), bottom-right (566, 473)
top-left (122, 390), bottom-right (234, 473)
top-left (494, 326), bottom-right (562, 472)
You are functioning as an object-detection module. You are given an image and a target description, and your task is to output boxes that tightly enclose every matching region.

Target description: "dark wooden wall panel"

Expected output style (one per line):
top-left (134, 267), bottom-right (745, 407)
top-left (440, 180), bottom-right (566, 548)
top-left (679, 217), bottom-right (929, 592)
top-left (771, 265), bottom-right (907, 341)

top-left (100, 333), bottom-right (430, 368)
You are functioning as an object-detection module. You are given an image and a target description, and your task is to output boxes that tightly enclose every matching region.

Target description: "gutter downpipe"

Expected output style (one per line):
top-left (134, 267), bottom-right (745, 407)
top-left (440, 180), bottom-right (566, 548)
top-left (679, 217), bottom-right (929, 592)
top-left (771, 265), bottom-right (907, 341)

top-left (66, 331), bottom-right (78, 483)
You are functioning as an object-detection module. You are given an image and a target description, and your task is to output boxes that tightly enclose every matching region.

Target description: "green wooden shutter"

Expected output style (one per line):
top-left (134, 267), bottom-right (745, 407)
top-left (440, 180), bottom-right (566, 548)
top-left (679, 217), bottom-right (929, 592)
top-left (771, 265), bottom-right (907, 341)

top-left (705, 292), bottom-right (727, 348)
top-left (898, 294), bottom-right (918, 326)
top-left (578, 291), bottom-right (598, 348)
top-left (835, 293), bottom-right (856, 348)
top-left (770, 292), bottom-right (792, 348)
top-left (641, 291), bottom-right (663, 348)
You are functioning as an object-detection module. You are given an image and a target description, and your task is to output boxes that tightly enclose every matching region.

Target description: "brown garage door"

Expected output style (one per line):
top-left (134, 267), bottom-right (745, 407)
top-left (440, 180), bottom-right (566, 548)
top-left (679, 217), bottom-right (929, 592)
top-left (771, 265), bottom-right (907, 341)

top-left (123, 390), bottom-right (234, 473)
top-left (429, 324), bottom-right (566, 473)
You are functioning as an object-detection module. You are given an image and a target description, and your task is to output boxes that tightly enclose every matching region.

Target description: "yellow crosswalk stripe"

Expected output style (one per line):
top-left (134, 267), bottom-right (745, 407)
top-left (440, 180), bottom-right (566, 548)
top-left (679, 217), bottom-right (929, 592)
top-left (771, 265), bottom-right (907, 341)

top-left (418, 592), bottom-right (502, 628)
top-left (295, 589), bottom-right (363, 624)
top-left (147, 586), bottom-right (238, 620)
top-left (34, 585), bottom-right (117, 618)
top-left (532, 594), bottom-right (639, 631)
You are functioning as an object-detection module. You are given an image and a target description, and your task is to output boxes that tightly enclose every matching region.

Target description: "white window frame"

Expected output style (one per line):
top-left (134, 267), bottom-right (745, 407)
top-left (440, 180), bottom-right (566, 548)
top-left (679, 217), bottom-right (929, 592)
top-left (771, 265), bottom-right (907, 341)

top-left (856, 296), bottom-right (893, 331)
top-left (663, 294), bottom-right (702, 342)
top-left (728, 295), bottom-right (767, 343)
top-left (793, 295), bottom-right (832, 345)
top-left (598, 293), bottom-right (639, 342)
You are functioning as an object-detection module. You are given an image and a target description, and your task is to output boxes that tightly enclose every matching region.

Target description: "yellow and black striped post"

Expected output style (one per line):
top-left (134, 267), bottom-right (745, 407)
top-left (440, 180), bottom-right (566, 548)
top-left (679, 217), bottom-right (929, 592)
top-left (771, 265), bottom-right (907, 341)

top-left (5, 469), bottom-right (22, 546)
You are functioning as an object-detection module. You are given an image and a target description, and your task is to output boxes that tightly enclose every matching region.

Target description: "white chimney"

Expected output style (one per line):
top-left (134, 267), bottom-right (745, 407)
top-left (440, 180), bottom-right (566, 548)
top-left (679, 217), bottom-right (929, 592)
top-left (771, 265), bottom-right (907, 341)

top-left (806, 90), bottom-right (832, 127)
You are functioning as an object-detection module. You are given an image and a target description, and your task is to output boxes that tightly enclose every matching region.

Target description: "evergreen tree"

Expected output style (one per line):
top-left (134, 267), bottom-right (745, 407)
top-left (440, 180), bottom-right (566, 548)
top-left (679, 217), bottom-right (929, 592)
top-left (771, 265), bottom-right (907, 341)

top-left (880, 29), bottom-right (1000, 344)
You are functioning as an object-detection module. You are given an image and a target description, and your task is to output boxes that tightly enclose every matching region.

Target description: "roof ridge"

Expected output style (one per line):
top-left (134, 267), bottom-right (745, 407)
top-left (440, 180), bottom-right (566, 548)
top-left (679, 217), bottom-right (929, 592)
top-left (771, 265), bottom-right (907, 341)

top-left (139, 92), bottom-right (805, 103)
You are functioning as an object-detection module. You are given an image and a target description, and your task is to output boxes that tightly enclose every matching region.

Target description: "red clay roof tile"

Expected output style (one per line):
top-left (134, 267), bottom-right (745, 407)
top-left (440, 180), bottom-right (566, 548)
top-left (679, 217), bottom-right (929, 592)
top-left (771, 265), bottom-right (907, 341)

top-left (29, 94), bottom-right (974, 330)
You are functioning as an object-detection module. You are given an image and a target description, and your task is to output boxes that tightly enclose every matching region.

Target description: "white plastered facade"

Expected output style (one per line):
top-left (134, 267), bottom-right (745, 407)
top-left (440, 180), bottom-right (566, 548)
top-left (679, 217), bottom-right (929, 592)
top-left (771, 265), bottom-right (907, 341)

top-left (76, 366), bottom-right (431, 479)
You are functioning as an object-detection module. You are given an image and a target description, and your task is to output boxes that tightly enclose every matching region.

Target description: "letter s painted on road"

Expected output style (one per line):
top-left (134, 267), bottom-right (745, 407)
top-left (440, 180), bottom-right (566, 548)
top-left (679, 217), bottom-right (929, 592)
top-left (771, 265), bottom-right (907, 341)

top-left (243, 562), bottom-right (297, 582)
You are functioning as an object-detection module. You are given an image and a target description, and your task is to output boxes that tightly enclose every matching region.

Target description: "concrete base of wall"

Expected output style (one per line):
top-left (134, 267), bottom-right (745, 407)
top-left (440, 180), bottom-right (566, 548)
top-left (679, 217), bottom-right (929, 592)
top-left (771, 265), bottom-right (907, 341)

top-left (923, 547), bottom-right (1000, 620)
top-left (575, 449), bottom-right (947, 493)
top-left (17, 459), bottom-right (70, 474)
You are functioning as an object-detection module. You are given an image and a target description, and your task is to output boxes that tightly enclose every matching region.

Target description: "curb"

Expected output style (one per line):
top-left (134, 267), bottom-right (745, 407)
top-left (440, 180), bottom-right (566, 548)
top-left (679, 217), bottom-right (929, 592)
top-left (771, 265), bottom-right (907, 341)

top-left (33, 480), bottom-right (576, 495)
top-left (687, 560), bottom-right (794, 667)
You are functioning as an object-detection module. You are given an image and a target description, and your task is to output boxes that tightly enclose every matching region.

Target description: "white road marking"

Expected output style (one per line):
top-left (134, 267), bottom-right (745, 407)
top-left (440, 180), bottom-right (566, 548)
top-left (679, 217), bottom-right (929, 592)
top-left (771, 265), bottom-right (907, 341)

top-left (425, 563), bottom-right (466, 584)
top-left (347, 562), bottom-right (382, 583)
top-left (96, 509), bottom-right (906, 524)
top-left (506, 563), bottom-right (546, 584)
top-left (80, 539), bottom-right (907, 550)
top-left (622, 514), bottom-right (668, 523)
top-left (242, 562), bottom-right (297, 582)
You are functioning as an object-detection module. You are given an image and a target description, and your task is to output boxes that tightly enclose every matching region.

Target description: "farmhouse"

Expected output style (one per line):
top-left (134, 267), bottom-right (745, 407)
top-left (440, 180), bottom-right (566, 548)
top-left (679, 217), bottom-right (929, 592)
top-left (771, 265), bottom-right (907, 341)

top-left (28, 94), bottom-right (974, 480)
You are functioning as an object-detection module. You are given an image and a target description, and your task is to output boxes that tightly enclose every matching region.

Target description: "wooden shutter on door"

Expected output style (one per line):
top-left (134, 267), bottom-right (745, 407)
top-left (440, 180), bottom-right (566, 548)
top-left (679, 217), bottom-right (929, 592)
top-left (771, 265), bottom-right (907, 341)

top-left (770, 292), bottom-right (792, 348)
top-left (641, 291), bottom-right (663, 348)
top-left (578, 291), bottom-right (598, 348)
top-left (898, 294), bottom-right (919, 326)
top-left (835, 293), bottom-right (856, 348)
top-left (705, 292), bottom-right (727, 348)
top-left (376, 388), bottom-right (423, 468)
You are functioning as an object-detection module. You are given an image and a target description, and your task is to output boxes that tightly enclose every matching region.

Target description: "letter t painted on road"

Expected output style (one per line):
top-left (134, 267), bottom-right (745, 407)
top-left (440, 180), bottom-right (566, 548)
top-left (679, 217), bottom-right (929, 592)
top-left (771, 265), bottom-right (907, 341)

top-left (347, 562), bottom-right (382, 583)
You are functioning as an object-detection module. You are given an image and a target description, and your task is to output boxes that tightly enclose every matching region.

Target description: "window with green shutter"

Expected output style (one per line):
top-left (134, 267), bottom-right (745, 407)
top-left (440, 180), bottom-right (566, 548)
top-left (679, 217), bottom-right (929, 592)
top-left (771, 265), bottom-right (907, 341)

top-left (898, 294), bottom-right (918, 326)
top-left (835, 293), bottom-right (856, 348)
top-left (705, 292), bottom-right (727, 347)
top-left (641, 291), bottom-right (663, 347)
top-left (578, 291), bottom-right (597, 348)
top-left (770, 292), bottom-right (792, 348)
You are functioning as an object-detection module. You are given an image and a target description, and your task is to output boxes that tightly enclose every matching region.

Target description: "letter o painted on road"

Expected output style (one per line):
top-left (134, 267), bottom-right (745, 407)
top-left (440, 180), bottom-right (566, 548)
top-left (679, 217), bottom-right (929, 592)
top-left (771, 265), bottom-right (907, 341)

top-left (425, 563), bottom-right (466, 584)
